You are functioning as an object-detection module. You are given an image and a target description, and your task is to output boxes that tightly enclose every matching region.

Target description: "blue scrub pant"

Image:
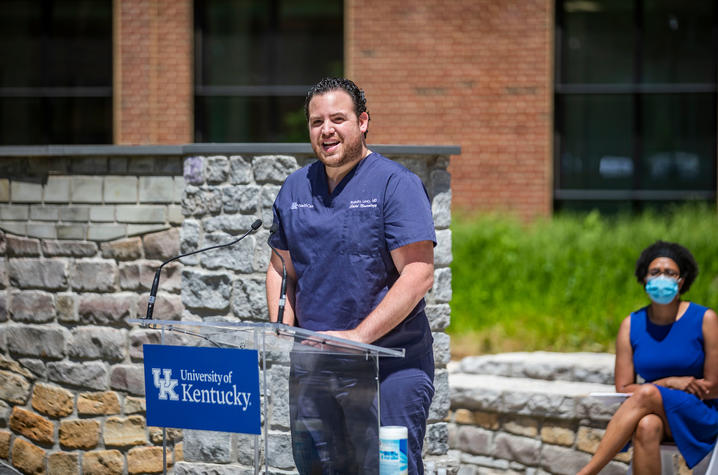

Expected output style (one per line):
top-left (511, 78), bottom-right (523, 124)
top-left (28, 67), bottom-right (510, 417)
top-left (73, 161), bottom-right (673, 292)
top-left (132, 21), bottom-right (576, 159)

top-left (379, 350), bottom-right (435, 475)
top-left (289, 349), bottom-right (434, 475)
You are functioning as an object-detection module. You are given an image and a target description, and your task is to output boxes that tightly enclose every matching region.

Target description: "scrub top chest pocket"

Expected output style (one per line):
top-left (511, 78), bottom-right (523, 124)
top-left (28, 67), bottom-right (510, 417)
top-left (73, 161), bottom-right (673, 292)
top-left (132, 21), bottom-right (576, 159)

top-left (342, 200), bottom-right (383, 257)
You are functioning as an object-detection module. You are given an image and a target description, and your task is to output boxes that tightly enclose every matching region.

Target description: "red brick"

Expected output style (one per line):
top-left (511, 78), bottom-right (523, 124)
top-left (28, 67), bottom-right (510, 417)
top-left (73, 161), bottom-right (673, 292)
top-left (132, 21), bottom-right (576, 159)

top-left (115, 0), bottom-right (192, 145)
top-left (113, 0), bottom-right (553, 218)
top-left (347, 0), bottom-right (553, 219)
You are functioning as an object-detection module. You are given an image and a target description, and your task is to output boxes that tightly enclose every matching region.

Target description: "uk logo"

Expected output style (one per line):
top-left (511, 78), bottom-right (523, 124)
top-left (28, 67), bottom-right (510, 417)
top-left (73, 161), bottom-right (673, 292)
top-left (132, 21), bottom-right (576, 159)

top-left (152, 368), bottom-right (179, 401)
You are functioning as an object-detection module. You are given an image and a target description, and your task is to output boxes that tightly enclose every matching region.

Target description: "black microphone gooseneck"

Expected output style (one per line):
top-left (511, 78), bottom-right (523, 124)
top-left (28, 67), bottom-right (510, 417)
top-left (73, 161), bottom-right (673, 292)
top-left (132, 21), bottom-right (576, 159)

top-left (145, 218), bottom-right (263, 320)
top-left (267, 223), bottom-right (287, 324)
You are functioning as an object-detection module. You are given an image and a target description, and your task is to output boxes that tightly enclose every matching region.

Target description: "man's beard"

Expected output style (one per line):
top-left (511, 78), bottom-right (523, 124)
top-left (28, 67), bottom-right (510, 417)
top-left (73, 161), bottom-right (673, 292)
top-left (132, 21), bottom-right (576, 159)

top-left (314, 135), bottom-right (365, 169)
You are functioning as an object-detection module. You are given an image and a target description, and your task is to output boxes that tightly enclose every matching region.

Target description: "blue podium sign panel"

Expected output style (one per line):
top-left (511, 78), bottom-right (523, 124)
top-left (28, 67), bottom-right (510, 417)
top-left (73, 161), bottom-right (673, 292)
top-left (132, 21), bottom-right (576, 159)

top-left (128, 320), bottom-right (407, 473)
top-left (143, 344), bottom-right (261, 434)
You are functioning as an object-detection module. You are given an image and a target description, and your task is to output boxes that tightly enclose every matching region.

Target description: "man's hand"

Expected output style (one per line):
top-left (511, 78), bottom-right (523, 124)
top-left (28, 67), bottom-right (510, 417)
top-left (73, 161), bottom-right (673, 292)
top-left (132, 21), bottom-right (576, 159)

top-left (320, 329), bottom-right (365, 344)
top-left (296, 329), bottom-right (362, 349)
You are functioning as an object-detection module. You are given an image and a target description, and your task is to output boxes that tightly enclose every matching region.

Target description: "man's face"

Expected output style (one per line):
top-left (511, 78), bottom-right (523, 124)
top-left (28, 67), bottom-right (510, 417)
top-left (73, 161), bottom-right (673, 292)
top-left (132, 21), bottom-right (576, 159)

top-left (307, 90), bottom-right (369, 169)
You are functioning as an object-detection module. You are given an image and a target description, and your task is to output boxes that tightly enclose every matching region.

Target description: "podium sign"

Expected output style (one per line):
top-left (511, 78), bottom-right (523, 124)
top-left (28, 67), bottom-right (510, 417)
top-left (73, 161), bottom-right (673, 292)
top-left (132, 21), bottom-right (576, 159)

top-left (130, 320), bottom-right (404, 473)
top-left (143, 344), bottom-right (261, 434)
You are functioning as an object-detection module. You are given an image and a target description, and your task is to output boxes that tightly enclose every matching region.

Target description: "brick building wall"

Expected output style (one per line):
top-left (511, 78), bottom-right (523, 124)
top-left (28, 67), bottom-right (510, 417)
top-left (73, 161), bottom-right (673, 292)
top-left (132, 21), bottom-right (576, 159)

top-left (109, 0), bottom-right (553, 218)
top-left (346, 0), bottom-right (554, 219)
top-left (114, 0), bottom-right (193, 145)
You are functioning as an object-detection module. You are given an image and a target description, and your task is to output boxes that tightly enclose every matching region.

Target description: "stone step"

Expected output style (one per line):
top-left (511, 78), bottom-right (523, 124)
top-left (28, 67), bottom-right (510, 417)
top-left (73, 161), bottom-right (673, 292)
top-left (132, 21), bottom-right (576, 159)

top-left (449, 371), bottom-right (621, 422)
top-left (447, 355), bottom-right (630, 475)
top-left (451, 351), bottom-right (615, 385)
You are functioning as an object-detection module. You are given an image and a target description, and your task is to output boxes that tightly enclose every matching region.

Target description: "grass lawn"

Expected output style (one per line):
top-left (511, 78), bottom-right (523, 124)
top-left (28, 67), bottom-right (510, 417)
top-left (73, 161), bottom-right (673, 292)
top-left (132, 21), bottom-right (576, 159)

top-left (448, 204), bottom-right (718, 358)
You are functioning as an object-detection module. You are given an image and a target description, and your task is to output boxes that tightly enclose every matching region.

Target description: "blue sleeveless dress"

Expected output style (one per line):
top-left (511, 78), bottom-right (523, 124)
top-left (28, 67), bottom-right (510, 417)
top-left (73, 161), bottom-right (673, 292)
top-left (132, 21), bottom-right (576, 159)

top-left (631, 302), bottom-right (718, 468)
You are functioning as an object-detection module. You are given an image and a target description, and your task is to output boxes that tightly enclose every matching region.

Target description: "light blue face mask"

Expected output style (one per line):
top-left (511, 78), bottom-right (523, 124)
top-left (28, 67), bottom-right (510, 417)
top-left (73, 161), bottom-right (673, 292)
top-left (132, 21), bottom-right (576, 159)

top-left (645, 275), bottom-right (679, 305)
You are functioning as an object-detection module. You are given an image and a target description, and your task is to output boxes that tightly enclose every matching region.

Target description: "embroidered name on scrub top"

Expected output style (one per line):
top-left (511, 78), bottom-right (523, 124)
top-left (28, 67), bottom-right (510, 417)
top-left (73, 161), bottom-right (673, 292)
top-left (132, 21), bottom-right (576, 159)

top-left (349, 199), bottom-right (378, 209)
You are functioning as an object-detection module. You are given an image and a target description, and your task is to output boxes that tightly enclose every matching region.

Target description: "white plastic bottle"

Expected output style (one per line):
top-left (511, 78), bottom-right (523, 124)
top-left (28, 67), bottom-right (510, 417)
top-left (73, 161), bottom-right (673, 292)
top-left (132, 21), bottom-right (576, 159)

top-left (379, 426), bottom-right (408, 474)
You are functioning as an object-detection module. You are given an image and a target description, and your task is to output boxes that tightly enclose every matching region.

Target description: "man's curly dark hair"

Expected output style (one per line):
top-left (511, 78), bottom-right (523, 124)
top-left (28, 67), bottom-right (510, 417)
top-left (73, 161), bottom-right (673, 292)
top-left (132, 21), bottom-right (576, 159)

top-left (303, 77), bottom-right (370, 136)
top-left (634, 240), bottom-right (699, 294)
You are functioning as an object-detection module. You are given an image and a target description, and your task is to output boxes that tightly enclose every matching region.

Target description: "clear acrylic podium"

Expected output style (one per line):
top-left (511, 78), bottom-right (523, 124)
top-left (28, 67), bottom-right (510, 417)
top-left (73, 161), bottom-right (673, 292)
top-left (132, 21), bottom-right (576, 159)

top-left (129, 319), bottom-right (404, 474)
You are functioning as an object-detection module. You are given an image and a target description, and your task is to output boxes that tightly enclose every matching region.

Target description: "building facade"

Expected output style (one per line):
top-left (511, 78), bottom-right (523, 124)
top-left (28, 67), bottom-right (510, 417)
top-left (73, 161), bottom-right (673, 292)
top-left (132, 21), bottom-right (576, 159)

top-left (0, 0), bottom-right (715, 218)
top-left (0, 0), bottom-right (718, 218)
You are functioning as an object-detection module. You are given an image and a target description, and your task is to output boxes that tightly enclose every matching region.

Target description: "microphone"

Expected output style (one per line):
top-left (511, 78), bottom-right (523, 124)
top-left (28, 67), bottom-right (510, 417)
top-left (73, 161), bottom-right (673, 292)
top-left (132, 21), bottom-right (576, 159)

top-left (267, 223), bottom-right (287, 324)
top-left (145, 218), bottom-right (262, 320)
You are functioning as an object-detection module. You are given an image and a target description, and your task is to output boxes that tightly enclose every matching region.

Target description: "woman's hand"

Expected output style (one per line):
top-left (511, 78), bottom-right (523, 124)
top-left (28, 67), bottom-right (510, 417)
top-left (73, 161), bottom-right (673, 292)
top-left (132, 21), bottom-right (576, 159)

top-left (661, 376), bottom-right (710, 398)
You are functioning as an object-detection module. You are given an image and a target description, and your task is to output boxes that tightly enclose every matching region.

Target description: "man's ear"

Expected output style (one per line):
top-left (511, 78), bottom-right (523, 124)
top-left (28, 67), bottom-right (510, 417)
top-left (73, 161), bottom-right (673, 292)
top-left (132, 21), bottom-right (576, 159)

top-left (358, 111), bottom-right (369, 133)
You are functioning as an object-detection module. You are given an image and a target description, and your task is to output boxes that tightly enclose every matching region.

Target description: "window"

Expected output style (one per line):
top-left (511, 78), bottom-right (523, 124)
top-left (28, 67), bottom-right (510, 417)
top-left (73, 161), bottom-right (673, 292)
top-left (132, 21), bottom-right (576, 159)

top-left (194, 0), bottom-right (343, 143)
top-left (0, 0), bottom-right (113, 145)
top-left (554, 0), bottom-right (717, 211)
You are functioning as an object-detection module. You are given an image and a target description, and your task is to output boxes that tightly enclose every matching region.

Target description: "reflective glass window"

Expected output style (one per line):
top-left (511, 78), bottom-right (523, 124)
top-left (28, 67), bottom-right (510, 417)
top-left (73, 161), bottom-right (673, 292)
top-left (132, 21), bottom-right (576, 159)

top-left (642, 0), bottom-right (714, 84)
top-left (0, 0), bottom-right (113, 144)
top-left (194, 0), bottom-right (343, 142)
top-left (640, 94), bottom-right (715, 191)
top-left (561, 0), bottom-right (634, 84)
top-left (555, 0), bottom-right (716, 211)
top-left (559, 95), bottom-right (634, 190)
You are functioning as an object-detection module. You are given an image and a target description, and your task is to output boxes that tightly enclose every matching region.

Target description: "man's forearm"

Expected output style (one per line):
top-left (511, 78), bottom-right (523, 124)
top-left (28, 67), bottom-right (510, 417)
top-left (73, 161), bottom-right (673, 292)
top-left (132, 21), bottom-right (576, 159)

top-left (350, 261), bottom-right (434, 344)
top-left (266, 260), bottom-right (296, 325)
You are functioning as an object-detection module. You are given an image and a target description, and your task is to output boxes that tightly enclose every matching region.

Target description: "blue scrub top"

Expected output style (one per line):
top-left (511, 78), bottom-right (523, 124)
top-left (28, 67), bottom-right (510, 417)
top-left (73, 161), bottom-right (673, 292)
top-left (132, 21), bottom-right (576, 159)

top-left (270, 152), bottom-right (437, 359)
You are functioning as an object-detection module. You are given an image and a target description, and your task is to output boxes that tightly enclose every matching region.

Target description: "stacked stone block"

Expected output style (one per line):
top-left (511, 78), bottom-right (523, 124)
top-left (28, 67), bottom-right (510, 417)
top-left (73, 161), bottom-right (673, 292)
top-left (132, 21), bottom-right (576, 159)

top-left (0, 145), bottom-right (454, 474)
top-left (447, 395), bottom-right (630, 474)
top-left (176, 151), bottom-right (453, 472)
top-left (0, 155), bottom-right (184, 242)
top-left (0, 229), bottom-right (184, 474)
top-left (447, 353), bottom-right (697, 474)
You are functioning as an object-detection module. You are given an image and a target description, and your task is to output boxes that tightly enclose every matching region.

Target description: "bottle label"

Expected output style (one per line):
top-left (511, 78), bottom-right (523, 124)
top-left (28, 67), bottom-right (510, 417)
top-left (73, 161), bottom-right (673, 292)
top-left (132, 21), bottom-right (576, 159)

top-left (379, 437), bottom-right (408, 475)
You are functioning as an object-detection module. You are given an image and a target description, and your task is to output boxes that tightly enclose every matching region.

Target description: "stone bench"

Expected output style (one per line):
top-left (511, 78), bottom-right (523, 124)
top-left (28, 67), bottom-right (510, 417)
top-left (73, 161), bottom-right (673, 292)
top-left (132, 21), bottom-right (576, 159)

top-left (447, 352), bottom-right (629, 475)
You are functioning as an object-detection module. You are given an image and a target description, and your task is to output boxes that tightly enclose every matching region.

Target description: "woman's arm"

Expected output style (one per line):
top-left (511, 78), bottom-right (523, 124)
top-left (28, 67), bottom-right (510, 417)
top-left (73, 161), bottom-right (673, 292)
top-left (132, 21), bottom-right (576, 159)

top-left (615, 315), bottom-right (642, 393)
top-left (700, 309), bottom-right (718, 398)
top-left (649, 309), bottom-right (718, 399)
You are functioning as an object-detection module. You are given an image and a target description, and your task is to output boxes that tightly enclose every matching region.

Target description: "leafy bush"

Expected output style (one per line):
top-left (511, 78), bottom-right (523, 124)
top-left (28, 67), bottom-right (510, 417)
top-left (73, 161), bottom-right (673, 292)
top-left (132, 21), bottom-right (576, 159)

top-left (449, 204), bottom-right (718, 355)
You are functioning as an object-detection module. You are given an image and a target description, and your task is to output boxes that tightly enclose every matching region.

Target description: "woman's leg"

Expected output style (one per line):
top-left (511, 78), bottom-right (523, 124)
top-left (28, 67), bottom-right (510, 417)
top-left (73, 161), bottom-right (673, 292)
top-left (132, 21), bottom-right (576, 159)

top-left (632, 414), bottom-right (664, 475)
top-left (578, 384), bottom-right (670, 475)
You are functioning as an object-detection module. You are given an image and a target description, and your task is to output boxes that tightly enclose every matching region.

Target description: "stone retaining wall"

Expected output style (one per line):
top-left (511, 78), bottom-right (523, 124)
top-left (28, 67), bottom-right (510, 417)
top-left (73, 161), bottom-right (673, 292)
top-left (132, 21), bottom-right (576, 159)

top-left (0, 154), bottom-right (184, 241)
top-left (176, 150), bottom-right (453, 473)
top-left (0, 145), bottom-right (455, 474)
top-left (0, 228), bottom-right (183, 474)
top-left (447, 353), bottom-right (696, 474)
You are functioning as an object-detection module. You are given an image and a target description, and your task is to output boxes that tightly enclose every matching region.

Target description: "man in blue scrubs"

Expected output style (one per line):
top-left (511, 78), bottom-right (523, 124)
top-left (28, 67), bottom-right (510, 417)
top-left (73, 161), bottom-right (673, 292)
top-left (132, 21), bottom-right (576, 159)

top-left (266, 77), bottom-right (436, 474)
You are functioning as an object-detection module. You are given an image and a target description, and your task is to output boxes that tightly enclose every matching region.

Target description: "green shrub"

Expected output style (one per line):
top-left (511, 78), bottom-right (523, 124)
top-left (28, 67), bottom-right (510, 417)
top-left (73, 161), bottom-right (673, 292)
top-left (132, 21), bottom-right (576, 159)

top-left (449, 204), bottom-right (718, 354)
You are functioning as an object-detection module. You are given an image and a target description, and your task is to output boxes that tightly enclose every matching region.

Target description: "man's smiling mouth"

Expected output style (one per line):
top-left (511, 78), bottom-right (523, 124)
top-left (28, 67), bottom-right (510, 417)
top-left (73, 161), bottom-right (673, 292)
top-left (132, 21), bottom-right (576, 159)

top-left (322, 141), bottom-right (339, 151)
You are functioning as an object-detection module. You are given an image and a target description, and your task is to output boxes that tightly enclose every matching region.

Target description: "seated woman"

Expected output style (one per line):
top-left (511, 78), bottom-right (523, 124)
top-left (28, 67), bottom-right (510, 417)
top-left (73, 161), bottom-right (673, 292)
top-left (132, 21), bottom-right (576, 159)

top-left (579, 241), bottom-right (718, 475)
